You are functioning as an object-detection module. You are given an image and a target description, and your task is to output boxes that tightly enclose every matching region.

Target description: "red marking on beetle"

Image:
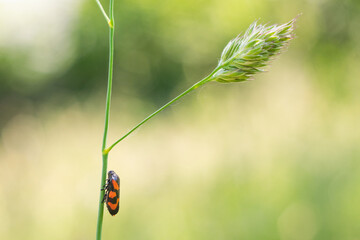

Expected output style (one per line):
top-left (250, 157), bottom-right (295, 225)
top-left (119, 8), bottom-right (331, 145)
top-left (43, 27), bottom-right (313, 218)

top-left (108, 191), bottom-right (116, 199)
top-left (112, 179), bottom-right (119, 190)
top-left (107, 198), bottom-right (119, 210)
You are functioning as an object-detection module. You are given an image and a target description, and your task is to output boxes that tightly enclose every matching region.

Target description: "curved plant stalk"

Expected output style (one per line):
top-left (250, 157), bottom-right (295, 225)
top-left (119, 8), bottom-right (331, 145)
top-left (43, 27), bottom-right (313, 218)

top-left (96, 0), bottom-right (114, 240)
top-left (103, 65), bottom-right (222, 153)
top-left (104, 17), bottom-right (297, 153)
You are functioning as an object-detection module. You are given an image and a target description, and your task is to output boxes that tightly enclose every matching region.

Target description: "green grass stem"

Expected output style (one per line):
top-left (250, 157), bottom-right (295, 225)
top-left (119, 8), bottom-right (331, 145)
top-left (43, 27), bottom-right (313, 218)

top-left (104, 66), bottom-right (222, 153)
top-left (96, 0), bottom-right (114, 239)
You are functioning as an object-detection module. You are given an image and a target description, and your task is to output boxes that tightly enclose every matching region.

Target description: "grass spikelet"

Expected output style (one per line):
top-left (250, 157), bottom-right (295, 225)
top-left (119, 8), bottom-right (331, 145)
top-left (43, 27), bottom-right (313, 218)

top-left (211, 18), bottom-right (297, 83)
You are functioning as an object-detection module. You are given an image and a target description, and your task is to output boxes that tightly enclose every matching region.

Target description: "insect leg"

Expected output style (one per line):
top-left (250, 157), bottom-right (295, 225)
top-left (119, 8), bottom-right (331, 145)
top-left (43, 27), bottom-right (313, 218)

top-left (102, 192), bottom-right (108, 203)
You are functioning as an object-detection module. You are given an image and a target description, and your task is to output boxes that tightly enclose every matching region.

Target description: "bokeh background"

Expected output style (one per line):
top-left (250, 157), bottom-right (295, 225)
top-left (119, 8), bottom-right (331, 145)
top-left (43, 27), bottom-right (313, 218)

top-left (1, 0), bottom-right (360, 239)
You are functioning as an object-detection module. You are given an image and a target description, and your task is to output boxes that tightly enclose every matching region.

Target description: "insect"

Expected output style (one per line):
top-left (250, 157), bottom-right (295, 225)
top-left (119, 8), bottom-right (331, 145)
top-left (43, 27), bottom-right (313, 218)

top-left (102, 170), bottom-right (120, 216)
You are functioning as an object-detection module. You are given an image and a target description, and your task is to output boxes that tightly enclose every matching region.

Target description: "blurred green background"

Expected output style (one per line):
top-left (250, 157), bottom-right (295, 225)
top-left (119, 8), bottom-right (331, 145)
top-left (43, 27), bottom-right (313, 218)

top-left (1, 0), bottom-right (360, 239)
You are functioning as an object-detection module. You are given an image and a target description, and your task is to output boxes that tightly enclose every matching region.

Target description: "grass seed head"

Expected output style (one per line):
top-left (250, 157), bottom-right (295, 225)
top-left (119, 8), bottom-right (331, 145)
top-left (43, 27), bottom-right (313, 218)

top-left (211, 18), bottom-right (297, 83)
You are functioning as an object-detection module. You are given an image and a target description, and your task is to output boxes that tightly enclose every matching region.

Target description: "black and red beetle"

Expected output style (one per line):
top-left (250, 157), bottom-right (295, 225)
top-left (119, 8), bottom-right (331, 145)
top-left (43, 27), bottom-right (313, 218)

top-left (102, 170), bottom-right (120, 216)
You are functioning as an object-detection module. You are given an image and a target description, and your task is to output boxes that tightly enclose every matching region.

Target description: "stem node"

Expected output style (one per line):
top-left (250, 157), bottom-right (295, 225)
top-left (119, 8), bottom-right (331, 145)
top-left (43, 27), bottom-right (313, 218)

top-left (103, 148), bottom-right (110, 155)
top-left (108, 20), bottom-right (114, 28)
